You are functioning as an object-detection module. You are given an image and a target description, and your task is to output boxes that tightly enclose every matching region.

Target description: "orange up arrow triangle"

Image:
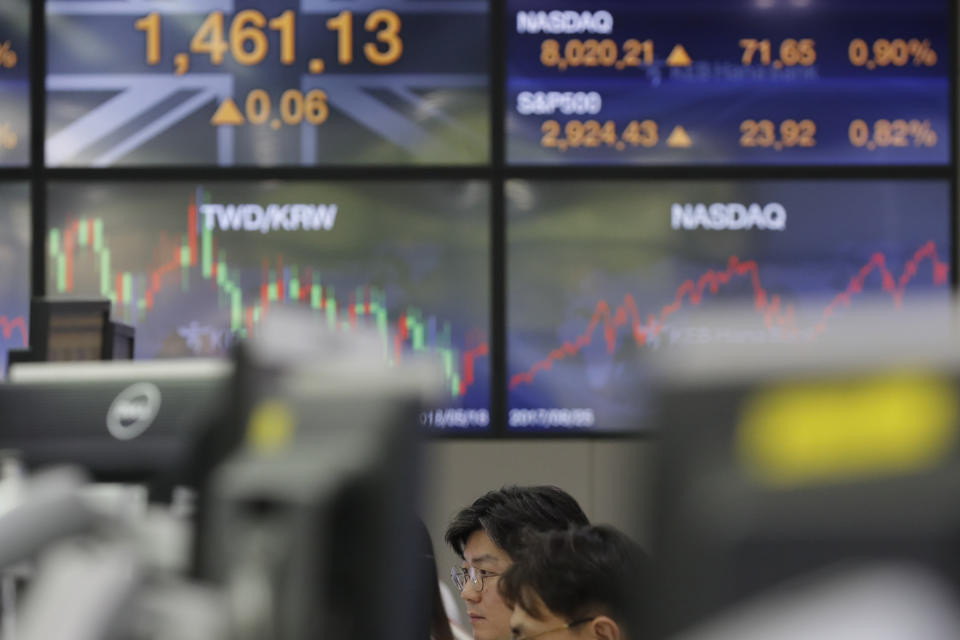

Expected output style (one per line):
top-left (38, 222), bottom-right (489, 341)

top-left (666, 44), bottom-right (692, 67)
top-left (211, 97), bottom-right (245, 126)
top-left (666, 126), bottom-right (693, 148)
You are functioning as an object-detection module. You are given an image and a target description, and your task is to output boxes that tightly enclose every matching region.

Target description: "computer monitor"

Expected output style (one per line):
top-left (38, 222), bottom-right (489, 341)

top-left (648, 299), bottom-right (960, 637)
top-left (507, 178), bottom-right (951, 432)
top-left (45, 180), bottom-right (491, 431)
top-left (196, 313), bottom-right (437, 640)
top-left (105, 321), bottom-right (135, 360)
top-left (28, 298), bottom-right (110, 362)
top-left (0, 359), bottom-right (231, 487)
top-left (0, 182), bottom-right (30, 379)
top-left (6, 300), bottom-right (135, 371)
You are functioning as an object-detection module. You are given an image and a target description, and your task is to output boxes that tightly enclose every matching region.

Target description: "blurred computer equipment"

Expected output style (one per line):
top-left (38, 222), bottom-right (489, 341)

top-left (672, 563), bottom-right (960, 640)
top-left (0, 309), bottom-right (440, 640)
top-left (648, 296), bottom-right (960, 638)
top-left (7, 298), bottom-right (135, 371)
top-left (194, 309), bottom-right (440, 640)
top-left (0, 359), bottom-right (231, 492)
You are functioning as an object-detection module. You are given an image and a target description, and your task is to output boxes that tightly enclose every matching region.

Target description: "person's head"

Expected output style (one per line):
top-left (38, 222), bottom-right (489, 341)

top-left (445, 486), bottom-right (589, 640)
top-left (498, 525), bottom-right (649, 640)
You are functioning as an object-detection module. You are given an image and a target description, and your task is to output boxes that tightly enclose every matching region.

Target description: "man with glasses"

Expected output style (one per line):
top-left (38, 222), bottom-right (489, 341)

top-left (445, 486), bottom-right (590, 640)
top-left (498, 525), bottom-right (649, 640)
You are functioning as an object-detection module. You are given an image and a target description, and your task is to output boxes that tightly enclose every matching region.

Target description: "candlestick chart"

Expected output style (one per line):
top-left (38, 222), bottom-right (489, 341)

top-left (46, 180), bottom-right (490, 428)
top-left (507, 179), bottom-right (952, 431)
top-left (0, 183), bottom-right (30, 379)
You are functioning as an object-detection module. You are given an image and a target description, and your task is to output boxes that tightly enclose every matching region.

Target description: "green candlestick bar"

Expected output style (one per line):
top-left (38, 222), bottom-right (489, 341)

top-left (47, 214), bottom-right (483, 399)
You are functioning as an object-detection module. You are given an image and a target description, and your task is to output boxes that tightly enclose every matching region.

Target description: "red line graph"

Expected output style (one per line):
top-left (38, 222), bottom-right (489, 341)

top-left (0, 316), bottom-right (27, 348)
top-left (460, 342), bottom-right (489, 395)
top-left (509, 242), bottom-right (949, 390)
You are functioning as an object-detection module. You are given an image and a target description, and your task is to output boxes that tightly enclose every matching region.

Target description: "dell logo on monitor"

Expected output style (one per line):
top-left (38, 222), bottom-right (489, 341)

top-left (106, 382), bottom-right (162, 441)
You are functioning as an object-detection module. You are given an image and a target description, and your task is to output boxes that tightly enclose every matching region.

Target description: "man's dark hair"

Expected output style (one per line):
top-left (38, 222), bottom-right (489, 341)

top-left (444, 486), bottom-right (589, 559)
top-left (498, 525), bottom-right (649, 627)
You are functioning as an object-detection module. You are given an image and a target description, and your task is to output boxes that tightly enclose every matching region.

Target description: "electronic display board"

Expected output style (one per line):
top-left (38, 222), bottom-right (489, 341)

top-left (46, 0), bottom-right (489, 167)
top-left (506, 0), bottom-right (949, 165)
top-left (507, 179), bottom-right (951, 431)
top-left (0, 0), bottom-right (29, 167)
top-left (0, 183), bottom-right (30, 378)
top-left (46, 180), bottom-right (491, 429)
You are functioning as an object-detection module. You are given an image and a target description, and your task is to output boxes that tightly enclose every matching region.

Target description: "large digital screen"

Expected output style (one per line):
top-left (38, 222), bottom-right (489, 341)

top-left (46, 0), bottom-right (489, 167)
top-left (46, 180), bottom-right (490, 430)
top-left (0, 0), bottom-right (29, 167)
top-left (507, 179), bottom-right (951, 431)
top-left (0, 183), bottom-right (30, 378)
top-left (506, 0), bottom-right (949, 165)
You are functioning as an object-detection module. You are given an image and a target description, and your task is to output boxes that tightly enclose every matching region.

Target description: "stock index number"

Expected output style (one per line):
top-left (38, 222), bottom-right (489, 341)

top-left (135, 9), bottom-right (403, 68)
top-left (740, 119), bottom-right (816, 149)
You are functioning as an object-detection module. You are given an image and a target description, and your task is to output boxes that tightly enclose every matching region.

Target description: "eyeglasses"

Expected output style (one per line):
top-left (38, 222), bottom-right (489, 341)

top-left (511, 617), bottom-right (595, 640)
top-left (450, 566), bottom-right (501, 592)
